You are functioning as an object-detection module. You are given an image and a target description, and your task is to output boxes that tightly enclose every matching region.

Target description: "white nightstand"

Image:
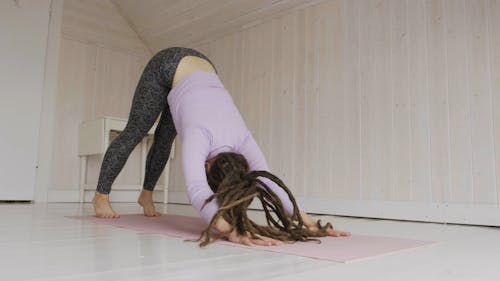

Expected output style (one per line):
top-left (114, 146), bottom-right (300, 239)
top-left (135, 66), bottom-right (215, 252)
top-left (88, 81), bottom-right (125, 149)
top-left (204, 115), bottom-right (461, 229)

top-left (77, 116), bottom-right (173, 203)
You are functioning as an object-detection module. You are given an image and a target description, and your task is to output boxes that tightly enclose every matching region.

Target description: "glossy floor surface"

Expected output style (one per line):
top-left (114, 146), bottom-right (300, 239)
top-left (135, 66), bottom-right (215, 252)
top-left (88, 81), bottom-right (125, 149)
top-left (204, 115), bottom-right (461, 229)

top-left (1, 202), bottom-right (498, 281)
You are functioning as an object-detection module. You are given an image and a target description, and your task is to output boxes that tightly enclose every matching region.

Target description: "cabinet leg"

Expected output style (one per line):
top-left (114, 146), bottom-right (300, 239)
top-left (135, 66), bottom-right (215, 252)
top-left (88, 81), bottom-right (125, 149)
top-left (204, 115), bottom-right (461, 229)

top-left (79, 156), bottom-right (87, 203)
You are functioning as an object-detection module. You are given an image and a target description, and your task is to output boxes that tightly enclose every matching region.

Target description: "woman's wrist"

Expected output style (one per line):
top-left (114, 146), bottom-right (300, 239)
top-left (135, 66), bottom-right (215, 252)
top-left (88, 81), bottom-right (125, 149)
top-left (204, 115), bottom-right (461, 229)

top-left (299, 211), bottom-right (317, 228)
top-left (213, 216), bottom-right (233, 234)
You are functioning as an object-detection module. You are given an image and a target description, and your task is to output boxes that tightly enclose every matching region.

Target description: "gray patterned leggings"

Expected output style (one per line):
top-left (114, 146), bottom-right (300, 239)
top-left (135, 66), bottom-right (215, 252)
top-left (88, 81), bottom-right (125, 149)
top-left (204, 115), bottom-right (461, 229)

top-left (96, 47), bottom-right (217, 194)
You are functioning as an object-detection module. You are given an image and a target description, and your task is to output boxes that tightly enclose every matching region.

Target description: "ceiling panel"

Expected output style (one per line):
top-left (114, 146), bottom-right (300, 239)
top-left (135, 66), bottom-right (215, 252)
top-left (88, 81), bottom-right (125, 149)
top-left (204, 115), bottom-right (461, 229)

top-left (111, 0), bottom-right (325, 52)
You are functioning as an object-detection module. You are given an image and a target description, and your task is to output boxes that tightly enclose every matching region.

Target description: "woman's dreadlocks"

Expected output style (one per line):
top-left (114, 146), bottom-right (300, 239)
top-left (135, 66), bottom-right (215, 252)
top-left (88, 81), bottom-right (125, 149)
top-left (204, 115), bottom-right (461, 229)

top-left (193, 152), bottom-right (333, 247)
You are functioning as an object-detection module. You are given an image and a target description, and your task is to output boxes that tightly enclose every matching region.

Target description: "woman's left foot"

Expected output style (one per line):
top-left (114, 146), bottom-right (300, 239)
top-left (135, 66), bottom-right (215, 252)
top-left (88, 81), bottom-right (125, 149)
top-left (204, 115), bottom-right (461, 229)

top-left (138, 190), bottom-right (162, 217)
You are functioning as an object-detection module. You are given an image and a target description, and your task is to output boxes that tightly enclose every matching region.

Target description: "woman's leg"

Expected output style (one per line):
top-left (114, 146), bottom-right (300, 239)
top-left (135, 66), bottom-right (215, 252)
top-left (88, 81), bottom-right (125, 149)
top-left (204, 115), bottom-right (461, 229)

top-left (143, 106), bottom-right (177, 190)
top-left (93, 54), bottom-right (168, 218)
top-left (138, 106), bottom-right (177, 216)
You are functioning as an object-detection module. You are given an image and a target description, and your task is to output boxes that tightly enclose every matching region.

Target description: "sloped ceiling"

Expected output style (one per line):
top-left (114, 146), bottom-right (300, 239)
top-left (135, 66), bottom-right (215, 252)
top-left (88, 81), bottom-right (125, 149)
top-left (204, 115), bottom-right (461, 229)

top-left (63, 0), bottom-right (151, 56)
top-left (111, 0), bottom-right (324, 52)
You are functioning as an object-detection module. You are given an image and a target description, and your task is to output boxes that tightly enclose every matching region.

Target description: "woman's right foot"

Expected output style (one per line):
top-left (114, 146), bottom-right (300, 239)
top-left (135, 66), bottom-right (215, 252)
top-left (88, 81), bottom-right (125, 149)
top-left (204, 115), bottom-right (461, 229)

top-left (92, 192), bottom-right (120, 218)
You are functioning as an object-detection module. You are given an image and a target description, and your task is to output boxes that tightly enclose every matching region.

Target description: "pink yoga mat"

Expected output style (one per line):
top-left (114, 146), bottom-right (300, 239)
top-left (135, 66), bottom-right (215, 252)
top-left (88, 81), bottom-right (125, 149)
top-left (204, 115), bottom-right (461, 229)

top-left (66, 214), bottom-right (436, 263)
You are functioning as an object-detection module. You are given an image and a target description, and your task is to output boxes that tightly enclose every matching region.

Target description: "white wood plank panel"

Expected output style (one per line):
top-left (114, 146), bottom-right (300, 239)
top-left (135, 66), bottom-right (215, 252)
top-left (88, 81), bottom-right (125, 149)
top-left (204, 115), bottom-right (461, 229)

top-left (368, 0), bottom-right (393, 200)
top-left (115, 0), bottom-right (206, 33)
top-left (489, 0), bottom-right (500, 204)
top-left (426, 0), bottom-right (452, 203)
top-left (407, 0), bottom-right (432, 202)
top-left (231, 32), bottom-right (245, 110)
top-left (292, 9), bottom-right (307, 196)
top-left (256, 23), bottom-right (274, 170)
top-left (208, 37), bottom-right (228, 85)
top-left (269, 18), bottom-right (282, 178)
top-left (93, 48), bottom-right (135, 119)
top-left (51, 39), bottom-right (97, 189)
top-left (360, 0), bottom-right (374, 200)
top-left (280, 13), bottom-right (296, 189)
top-left (389, 0), bottom-right (411, 201)
top-left (316, 3), bottom-right (332, 197)
top-left (465, 0), bottom-right (497, 203)
top-left (220, 35), bottom-right (234, 94)
top-left (303, 6), bottom-right (320, 197)
top-left (65, 0), bottom-right (130, 28)
top-left (360, 0), bottom-right (393, 200)
top-left (154, 0), bottom-right (278, 50)
top-left (113, 0), bottom-right (322, 51)
top-left (61, 22), bottom-right (148, 56)
top-left (110, 0), bottom-right (174, 28)
top-left (445, 0), bottom-right (474, 203)
top-left (243, 26), bottom-right (262, 143)
top-left (239, 29), bottom-right (251, 136)
top-left (325, 0), bottom-right (345, 198)
top-left (62, 0), bottom-right (149, 55)
top-left (63, 7), bottom-right (136, 36)
top-left (144, 0), bottom-right (231, 40)
top-left (193, 42), bottom-right (212, 60)
top-left (342, 0), bottom-right (361, 200)
top-left (358, 0), bottom-right (370, 200)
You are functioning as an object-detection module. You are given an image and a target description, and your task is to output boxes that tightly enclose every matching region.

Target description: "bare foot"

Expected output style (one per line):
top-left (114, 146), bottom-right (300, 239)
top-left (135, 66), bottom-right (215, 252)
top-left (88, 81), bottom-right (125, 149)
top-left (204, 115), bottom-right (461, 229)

top-left (138, 190), bottom-right (161, 217)
top-left (92, 192), bottom-right (120, 218)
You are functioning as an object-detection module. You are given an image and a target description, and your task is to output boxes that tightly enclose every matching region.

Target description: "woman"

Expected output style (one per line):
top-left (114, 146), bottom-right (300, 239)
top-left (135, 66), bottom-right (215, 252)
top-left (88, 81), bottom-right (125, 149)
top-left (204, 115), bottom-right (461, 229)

top-left (92, 47), bottom-right (350, 246)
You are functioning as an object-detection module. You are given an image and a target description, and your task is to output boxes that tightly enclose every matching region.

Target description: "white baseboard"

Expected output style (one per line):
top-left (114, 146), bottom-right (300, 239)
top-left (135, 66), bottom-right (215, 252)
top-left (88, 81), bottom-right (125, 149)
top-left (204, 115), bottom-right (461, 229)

top-left (168, 191), bottom-right (500, 227)
top-left (297, 197), bottom-right (500, 226)
top-left (47, 189), bottom-right (166, 203)
top-left (47, 189), bottom-right (78, 202)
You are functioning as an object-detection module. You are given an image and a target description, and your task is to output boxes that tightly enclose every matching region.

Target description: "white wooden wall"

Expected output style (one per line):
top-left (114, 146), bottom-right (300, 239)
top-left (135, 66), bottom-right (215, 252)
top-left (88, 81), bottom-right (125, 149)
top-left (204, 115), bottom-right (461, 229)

top-left (47, 0), bottom-right (154, 199)
top-left (168, 0), bottom-right (500, 226)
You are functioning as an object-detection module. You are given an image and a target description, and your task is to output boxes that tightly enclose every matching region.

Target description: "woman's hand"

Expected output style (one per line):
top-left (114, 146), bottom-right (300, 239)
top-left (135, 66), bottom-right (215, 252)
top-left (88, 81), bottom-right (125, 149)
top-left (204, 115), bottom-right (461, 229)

top-left (226, 230), bottom-right (282, 246)
top-left (299, 211), bottom-right (351, 237)
top-left (213, 216), bottom-right (282, 246)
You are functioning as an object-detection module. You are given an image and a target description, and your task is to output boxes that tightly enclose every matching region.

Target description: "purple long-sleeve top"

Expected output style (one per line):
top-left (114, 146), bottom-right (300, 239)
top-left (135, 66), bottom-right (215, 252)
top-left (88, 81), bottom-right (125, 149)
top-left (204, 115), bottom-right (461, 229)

top-left (167, 70), bottom-right (300, 224)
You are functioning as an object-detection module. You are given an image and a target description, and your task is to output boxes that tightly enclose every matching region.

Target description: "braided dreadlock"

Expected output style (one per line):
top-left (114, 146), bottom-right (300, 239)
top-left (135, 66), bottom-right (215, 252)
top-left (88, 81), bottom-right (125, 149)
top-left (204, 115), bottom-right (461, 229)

top-left (193, 152), bottom-right (333, 247)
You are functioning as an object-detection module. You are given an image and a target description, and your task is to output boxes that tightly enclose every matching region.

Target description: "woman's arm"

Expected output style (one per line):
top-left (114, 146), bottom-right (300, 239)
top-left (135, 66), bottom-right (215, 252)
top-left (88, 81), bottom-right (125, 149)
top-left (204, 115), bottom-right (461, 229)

top-left (181, 130), bottom-right (220, 224)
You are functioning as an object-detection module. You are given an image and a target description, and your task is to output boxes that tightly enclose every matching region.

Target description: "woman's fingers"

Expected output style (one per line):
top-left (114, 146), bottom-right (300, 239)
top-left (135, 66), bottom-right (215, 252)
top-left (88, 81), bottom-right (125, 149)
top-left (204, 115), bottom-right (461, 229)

top-left (307, 225), bottom-right (319, 232)
top-left (336, 229), bottom-right (351, 236)
top-left (254, 234), bottom-right (282, 245)
top-left (250, 238), bottom-right (273, 246)
top-left (241, 236), bottom-right (253, 246)
top-left (327, 228), bottom-right (351, 237)
top-left (326, 228), bottom-right (339, 237)
top-left (228, 232), bottom-right (282, 247)
top-left (340, 231), bottom-right (351, 237)
top-left (228, 234), bottom-right (266, 247)
top-left (229, 233), bottom-right (252, 246)
top-left (230, 229), bottom-right (353, 247)
top-left (305, 223), bottom-right (351, 237)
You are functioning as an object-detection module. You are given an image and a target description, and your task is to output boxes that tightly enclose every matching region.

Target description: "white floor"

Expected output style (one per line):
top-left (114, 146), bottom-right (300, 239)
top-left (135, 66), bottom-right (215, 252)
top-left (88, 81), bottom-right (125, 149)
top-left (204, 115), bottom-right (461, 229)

top-left (1, 202), bottom-right (499, 281)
